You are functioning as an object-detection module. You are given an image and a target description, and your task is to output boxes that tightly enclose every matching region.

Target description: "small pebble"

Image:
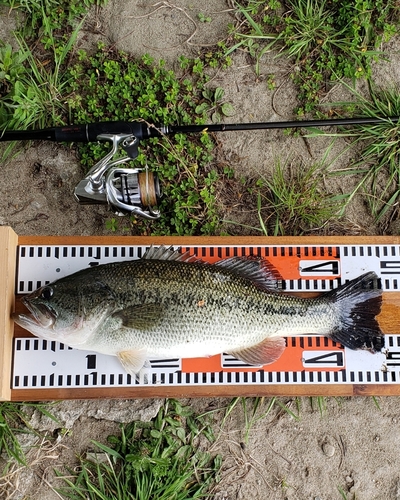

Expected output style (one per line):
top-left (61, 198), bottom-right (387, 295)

top-left (322, 443), bottom-right (335, 457)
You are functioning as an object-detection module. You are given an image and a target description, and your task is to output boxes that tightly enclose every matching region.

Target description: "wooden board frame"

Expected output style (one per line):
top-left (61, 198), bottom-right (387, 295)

top-left (4, 228), bottom-right (400, 400)
top-left (0, 227), bottom-right (18, 401)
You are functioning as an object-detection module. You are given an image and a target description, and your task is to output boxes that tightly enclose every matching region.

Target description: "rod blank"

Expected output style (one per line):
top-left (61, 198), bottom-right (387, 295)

top-left (1, 116), bottom-right (399, 143)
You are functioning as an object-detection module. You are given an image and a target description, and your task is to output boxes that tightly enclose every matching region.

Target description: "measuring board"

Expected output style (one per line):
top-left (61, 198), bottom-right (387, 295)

top-left (3, 227), bottom-right (400, 401)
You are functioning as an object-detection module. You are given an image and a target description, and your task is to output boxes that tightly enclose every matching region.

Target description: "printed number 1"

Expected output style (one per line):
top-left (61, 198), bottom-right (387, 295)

top-left (86, 355), bottom-right (96, 369)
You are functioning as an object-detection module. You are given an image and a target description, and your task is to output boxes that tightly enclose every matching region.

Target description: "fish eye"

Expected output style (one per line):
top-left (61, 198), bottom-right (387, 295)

top-left (41, 286), bottom-right (53, 300)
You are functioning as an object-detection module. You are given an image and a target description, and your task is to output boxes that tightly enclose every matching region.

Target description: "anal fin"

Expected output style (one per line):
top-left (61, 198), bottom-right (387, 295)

top-left (228, 337), bottom-right (286, 366)
top-left (117, 349), bottom-right (148, 376)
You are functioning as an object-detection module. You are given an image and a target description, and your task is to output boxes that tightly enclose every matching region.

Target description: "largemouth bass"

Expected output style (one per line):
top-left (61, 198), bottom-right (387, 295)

top-left (12, 246), bottom-right (384, 375)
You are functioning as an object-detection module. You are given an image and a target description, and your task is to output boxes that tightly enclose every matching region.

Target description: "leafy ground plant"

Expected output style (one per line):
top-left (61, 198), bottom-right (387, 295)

top-left (1, 0), bottom-right (108, 41)
top-left (229, 0), bottom-right (399, 113)
top-left (67, 43), bottom-right (229, 235)
top-left (195, 87), bottom-right (235, 123)
top-left (56, 399), bottom-right (221, 500)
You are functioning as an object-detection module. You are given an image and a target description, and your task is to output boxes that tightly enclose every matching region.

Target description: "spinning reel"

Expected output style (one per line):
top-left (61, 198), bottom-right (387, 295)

top-left (73, 133), bottom-right (161, 220)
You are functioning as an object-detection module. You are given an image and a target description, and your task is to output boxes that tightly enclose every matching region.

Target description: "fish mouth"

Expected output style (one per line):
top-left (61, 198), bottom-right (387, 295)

top-left (19, 297), bottom-right (56, 329)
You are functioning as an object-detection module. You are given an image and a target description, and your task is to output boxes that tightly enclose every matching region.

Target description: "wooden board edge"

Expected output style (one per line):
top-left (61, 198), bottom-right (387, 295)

top-left (0, 227), bottom-right (18, 401)
top-left (10, 384), bottom-right (354, 401)
top-left (17, 234), bottom-right (400, 246)
top-left (11, 384), bottom-right (400, 401)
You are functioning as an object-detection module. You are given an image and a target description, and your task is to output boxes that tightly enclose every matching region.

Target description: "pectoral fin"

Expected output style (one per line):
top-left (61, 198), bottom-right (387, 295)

top-left (117, 349), bottom-right (148, 376)
top-left (228, 337), bottom-right (286, 366)
top-left (112, 304), bottom-right (164, 330)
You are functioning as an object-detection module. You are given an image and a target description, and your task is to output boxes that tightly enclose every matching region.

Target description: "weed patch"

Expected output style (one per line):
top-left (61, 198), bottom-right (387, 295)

top-left (0, 402), bottom-right (59, 471)
top-left (309, 83), bottom-right (400, 223)
top-left (56, 399), bottom-right (221, 500)
top-left (254, 157), bottom-right (342, 235)
top-left (67, 44), bottom-right (228, 235)
top-left (229, 0), bottom-right (399, 113)
top-left (2, 0), bottom-right (108, 40)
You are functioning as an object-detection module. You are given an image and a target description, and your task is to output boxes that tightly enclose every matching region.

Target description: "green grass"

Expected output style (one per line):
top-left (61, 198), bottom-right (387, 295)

top-left (222, 150), bottom-right (344, 237)
top-left (308, 83), bottom-right (400, 223)
top-left (2, 29), bottom-right (80, 130)
top-left (0, 402), bottom-right (30, 466)
top-left (230, 154), bottom-right (346, 236)
top-left (1, 0), bottom-right (108, 40)
top-left (56, 399), bottom-right (221, 500)
top-left (0, 402), bottom-right (59, 471)
top-left (228, 0), bottom-right (399, 113)
top-left (254, 157), bottom-right (342, 235)
top-left (216, 396), bottom-right (299, 445)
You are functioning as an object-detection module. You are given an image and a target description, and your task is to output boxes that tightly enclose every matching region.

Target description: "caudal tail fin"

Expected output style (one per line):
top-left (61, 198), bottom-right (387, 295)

top-left (327, 271), bottom-right (384, 352)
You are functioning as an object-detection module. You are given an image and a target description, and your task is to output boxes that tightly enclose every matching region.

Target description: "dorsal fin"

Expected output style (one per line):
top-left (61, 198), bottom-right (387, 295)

top-left (142, 245), bottom-right (205, 264)
top-left (142, 247), bottom-right (283, 291)
top-left (215, 256), bottom-right (284, 292)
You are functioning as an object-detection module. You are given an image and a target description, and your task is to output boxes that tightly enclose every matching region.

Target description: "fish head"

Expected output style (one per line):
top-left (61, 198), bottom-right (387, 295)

top-left (12, 278), bottom-right (113, 346)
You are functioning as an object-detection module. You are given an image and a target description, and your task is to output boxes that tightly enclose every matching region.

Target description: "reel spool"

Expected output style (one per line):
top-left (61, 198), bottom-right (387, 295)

top-left (106, 168), bottom-right (161, 219)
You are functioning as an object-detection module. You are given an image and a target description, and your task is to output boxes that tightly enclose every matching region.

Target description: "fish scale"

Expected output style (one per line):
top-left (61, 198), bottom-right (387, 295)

top-left (12, 247), bottom-right (384, 376)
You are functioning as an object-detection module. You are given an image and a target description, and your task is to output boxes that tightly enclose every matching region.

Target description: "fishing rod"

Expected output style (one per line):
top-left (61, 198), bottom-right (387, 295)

top-left (1, 115), bottom-right (398, 219)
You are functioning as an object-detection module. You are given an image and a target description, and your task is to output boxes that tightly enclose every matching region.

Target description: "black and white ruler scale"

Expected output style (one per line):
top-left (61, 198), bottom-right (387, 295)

top-left (8, 232), bottom-right (400, 400)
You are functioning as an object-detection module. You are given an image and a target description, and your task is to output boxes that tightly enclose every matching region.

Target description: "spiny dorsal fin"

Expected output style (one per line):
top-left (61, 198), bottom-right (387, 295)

top-left (142, 246), bottom-right (205, 264)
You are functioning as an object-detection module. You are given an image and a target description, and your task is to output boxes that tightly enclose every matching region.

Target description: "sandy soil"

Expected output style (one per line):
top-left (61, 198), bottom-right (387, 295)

top-left (1, 1), bottom-right (400, 499)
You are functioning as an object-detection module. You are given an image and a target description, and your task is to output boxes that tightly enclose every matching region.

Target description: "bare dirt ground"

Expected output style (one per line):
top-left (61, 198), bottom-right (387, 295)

top-left (2, 1), bottom-right (400, 499)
